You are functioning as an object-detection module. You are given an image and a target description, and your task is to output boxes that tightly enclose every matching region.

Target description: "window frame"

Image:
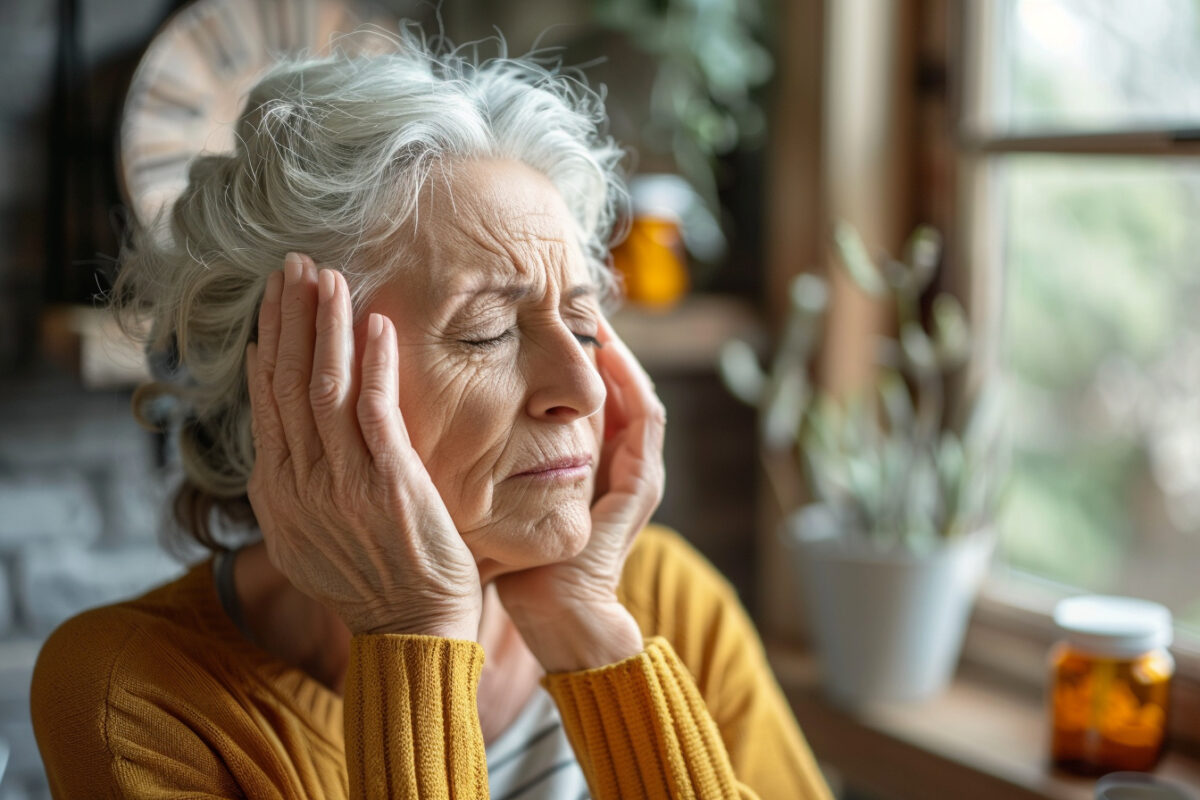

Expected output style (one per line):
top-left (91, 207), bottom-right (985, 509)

top-left (952, 0), bottom-right (1200, 751)
top-left (758, 0), bottom-right (1200, 752)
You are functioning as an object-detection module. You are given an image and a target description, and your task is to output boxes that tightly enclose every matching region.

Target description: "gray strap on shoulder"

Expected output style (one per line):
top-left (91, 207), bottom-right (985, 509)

top-left (214, 548), bottom-right (254, 642)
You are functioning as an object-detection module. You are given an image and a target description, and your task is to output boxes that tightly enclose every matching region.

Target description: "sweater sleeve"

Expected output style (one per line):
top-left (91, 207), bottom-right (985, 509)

top-left (343, 634), bottom-right (489, 800)
top-left (649, 544), bottom-right (833, 800)
top-left (545, 524), bottom-right (834, 800)
top-left (542, 636), bottom-right (754, 799)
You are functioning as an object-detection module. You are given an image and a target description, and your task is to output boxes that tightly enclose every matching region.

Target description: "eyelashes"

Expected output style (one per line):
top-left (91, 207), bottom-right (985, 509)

top-left (461, 329), bottom-right (601, 350)
top-left (462, 329), bottom-right (517, 349)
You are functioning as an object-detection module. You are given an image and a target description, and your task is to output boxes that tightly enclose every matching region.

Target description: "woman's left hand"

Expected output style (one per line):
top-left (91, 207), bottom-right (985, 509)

top-left (496, 317), bottom-right (666, 671)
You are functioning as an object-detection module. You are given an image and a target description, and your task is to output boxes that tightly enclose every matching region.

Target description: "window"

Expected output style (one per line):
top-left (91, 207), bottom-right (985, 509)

top-left (964, 0), bottom-right (1200, 638)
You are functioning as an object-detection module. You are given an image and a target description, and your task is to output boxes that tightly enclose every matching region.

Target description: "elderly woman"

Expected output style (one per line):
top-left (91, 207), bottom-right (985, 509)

top-left (31, 33), bottom-right (832, 800)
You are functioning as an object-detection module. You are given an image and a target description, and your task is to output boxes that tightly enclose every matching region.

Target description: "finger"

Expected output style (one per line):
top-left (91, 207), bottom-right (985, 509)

top-left (596, 320), bottom-right (667, 487)
top-left (596, 317), bottom-right (631, 434)
top-left (597, 317), bottom-right (656, 401)
top-left (246, 343), bottom-right (285, 559)
top-left (273, 253), bottom-right (324, 476)
top-left (246, 344), bottom-right (262, 447)
top-left (310, 268), bottom-right (366, 473)
top-left (591, 320), bottom-right (666, 536)
top-left (597, 317), bottom-right (663, 437)
top-left (249, 274), bottom-right (288, 469)
top-left (357, 313), bottom-right (412, 467)
top-left (257, 270), bottom-right (284, 371)
top-left (598, 351), bottom-right (629, 439)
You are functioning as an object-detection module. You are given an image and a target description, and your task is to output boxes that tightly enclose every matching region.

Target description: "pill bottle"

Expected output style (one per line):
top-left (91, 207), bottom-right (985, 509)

top-left (1049, 595), bottom-right (1174, 775)
top-left (610, 175), bottom-right (691, 309)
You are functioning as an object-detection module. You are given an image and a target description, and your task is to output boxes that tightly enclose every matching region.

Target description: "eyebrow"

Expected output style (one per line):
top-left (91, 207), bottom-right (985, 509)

top-left (452, 283), bottom-right (599, 303)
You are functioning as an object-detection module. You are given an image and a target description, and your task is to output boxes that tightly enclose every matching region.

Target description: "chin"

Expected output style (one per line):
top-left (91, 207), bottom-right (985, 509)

top-left (465, 499), bottom-right (592, 579)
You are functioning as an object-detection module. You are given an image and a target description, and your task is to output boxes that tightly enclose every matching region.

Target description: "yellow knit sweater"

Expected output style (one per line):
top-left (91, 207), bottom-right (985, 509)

top-left (32, 525), bottom-right (832, 799)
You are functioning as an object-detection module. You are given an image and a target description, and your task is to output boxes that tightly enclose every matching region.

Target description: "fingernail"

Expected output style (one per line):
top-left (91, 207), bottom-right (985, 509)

top-left (283, 253), bottom-right (303, 283)
top-left (318, 269), bottom-right (335, 303)
top-left (368, 313), bottom-right (383, 340)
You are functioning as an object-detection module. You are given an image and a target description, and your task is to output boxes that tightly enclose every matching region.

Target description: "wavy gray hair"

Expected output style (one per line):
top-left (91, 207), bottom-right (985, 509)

top-left (113, 29), bottom-right (629, 552)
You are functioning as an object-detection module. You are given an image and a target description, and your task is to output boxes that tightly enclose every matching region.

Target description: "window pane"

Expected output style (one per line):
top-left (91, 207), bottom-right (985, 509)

top-left (991, 0), bottom-right (1200, 132)
top-left (997, 156), bottom-right (1200, 634)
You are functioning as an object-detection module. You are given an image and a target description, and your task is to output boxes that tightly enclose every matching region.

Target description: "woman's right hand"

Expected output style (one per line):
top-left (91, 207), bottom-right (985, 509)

top-left (244, 252), bottom-right (482, 640)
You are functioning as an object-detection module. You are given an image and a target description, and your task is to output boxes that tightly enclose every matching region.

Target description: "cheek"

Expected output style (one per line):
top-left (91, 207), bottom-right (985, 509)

top-left (397, 353), bottom-right (524, 514)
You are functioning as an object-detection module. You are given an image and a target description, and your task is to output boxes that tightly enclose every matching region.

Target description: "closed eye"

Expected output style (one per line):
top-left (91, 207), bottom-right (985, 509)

top-left (573, 333), bottom-right (601, 348)
top-left (462, 329), bottom-right (600, 349)
top-left (462, 329), bottom-right (516, 348)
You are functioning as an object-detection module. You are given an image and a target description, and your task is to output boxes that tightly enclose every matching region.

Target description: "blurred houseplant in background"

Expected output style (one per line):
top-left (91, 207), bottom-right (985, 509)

top-left (721, 224), bottom-right (1008, 706)
top-left (592, 0), bottom-right (771, 305)
top-left (592, 0), bottom-right (771, 212)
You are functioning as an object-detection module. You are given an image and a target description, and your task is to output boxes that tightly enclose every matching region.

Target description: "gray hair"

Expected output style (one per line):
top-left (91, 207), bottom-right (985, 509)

top-left (113, 28), bottom-right (629, 552)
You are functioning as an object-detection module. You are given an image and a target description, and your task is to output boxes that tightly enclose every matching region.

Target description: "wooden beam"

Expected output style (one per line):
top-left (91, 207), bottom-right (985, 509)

top-left (961, 129), bottom-right (1200, 156)
top-left (758, 0), bottom-right (827, 639)
top-left (764, 0), bottom-right (827, 333)
top-left (820, 0), bottom-right (919, 397)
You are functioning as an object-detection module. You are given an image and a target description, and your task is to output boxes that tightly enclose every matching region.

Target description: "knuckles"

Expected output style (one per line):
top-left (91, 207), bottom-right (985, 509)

top-left (279, 294), bottom-right (314, 323)
top-left (251, 366), bottom-right (275, 398)
top-left (272, 361), bottom-right (312, 402)
top-left (309, 370), bottom-right (345, 412)
top-left (366, 450), bottom-right (409, 485)
top-left (355, 391), bottom-right (392, 430)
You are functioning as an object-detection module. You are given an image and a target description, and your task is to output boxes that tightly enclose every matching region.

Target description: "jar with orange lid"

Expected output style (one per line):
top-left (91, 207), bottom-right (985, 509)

top-left (1049, 595), bottom-right (1174, 775)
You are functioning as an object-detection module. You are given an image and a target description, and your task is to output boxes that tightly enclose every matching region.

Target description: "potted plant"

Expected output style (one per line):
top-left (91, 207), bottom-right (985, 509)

top-left (720, 223), bottom-right (1006, 706)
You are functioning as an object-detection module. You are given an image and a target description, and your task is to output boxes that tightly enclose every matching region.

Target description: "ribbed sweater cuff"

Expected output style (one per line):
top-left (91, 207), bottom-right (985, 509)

top-left (344, 634), bottom-right (488, 800)
top-left (542, 636), bottom-right (741, 799)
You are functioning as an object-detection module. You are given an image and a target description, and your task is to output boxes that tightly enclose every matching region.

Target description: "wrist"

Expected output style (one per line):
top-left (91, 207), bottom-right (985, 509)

top-left (350, 603), bottom-right (480, 642)
top-left (510, 600), bottom-right (643, 672)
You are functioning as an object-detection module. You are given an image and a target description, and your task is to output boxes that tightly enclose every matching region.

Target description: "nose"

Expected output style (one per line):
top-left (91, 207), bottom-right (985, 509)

top-left (524, 324), bottom-right (606, 423)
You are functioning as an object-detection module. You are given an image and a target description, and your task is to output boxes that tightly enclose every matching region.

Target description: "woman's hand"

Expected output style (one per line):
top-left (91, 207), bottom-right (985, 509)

top-left (245, 253), bottom-right (481, 640)
top-left (495, 317), bottom-right (666, 670)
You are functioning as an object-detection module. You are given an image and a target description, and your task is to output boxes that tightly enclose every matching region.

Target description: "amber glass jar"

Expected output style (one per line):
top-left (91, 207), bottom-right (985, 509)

top-left (610, 174), bottom-right (697, 309)
top-left (611, 214), bottom-right (689, 308)
top-left (1049, 595), bottom-right (1174, 775)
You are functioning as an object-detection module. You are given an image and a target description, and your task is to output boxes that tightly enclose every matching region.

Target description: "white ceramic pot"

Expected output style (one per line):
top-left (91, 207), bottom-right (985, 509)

top-left (786, 505), bottom-right (995, 707)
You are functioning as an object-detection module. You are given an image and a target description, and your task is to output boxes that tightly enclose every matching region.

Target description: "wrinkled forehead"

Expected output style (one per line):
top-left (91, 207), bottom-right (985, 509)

top-left (405, 159), bottom-right (592, 297)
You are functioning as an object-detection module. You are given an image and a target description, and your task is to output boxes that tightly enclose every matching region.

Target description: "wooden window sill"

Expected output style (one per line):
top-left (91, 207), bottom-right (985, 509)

top-left (767, 642), bottom-right (1200, 800)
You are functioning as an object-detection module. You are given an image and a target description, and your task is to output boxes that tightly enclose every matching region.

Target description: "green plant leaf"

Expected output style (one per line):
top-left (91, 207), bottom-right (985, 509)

top-left (789, 272), bottom-right (829, 316)
top-left (937, 433), bottom-right (966, 528)
top-left (900, 322), bottom-right (939, 376)
top-left (878, 369), bottom-right (914, 434)
top-left (847, 453), bottom-right (882, 520)
top-left (904, 225), bottom-right (943, 293)
top-left (882, 258), bottom-right (914, 294)
top-left (762, 369), bottom-right (809, 450)
top-left (931, 293), bottom-right (971, 369)
top-left (717, 339), bottom-right (765, 406)
top-left (834, 221), bottom-right (887, 296)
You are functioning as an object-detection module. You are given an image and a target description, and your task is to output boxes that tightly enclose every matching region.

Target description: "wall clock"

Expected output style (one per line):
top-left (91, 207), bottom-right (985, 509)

top-left (118, 0), bottom-right (372, 230)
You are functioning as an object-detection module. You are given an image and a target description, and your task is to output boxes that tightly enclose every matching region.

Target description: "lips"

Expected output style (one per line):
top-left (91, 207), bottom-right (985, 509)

top-left (508, 454), bottom-right (593, 480)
